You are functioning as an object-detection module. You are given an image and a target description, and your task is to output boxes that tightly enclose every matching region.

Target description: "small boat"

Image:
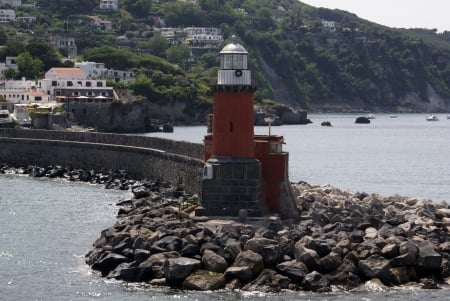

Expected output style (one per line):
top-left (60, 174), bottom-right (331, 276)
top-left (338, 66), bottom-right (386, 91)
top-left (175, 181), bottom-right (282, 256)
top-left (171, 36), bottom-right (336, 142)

top-left (366, 113), bottom-right (376, 119)
top-left (447, 115), bottom-right (450, 120)
top-left (389, 114), bottom-right (398, 118)
top-left (0, 109), bottom-right (15, 128)
top-left (426, 115), bottom-right (439, 121)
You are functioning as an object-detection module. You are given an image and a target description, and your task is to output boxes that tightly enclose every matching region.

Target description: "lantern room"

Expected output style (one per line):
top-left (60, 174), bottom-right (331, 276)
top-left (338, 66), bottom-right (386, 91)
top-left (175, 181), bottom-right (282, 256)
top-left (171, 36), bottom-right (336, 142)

top-left (217, 35), bottom-right (251, 86)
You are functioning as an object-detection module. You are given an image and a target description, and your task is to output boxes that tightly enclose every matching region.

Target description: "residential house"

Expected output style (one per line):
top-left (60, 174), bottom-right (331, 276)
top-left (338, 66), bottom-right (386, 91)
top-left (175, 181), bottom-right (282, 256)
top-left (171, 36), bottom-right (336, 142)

top-left (0, 9), bottom-right (15, 23)
top-left (321, 20), bottom-right (337, 31)
top-left (0, 0), bottom-right (21, 7)
top-left (16, 16), bottom-right (37, 23)
top-left (75, 61), bottom-right (135, 83)
top-left (40, 67), bottom-right (117, 102)
top-left (49, 34), bottom-right (77, 58)
top-left (184, 27), bottom-right (223, 48)
top-left (0, 56), bottom-right (18, 79)
top-left (0, 78), bottom-right (50, 104)
top-left (99, 0), bottom-right (118, 10)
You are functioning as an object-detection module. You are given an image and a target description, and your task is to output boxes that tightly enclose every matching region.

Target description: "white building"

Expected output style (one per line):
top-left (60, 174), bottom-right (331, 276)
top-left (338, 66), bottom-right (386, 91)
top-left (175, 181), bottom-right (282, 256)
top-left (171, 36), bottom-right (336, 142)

top-left (0, 56), bottom-right (18, 79)
top-left (74, 62), bottom-right (135, 83)
top-left (0, 78), bottom-right (50, 104)
top-left (0, 9), bottom-right (15, 23)
top-left (40, 67), bottom-right (116, 101)
top-left (49, 34), bottom-right (77, 58)
top-left (0, 0), bottom-right (21, 8)
top-left (99, 0), bottom-right (118, 10)
top-left (321, 20), bottom-right (337, 31)
top-left (183, 27), bottom-right (223, 48)
top-left (74, 62), bottom-right (107, 79)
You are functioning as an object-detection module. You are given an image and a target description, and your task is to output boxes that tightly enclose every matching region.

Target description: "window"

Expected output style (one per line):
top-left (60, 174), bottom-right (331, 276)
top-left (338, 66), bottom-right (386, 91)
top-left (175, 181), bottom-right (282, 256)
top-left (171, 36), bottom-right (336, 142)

top-left (86, 81), bottom-right (91, 87)
top-left (67, 81), bottom-right (73, 86)
top-left (52, 81), bottom-right (57, 86)
top-left (96, 82), bottom-right (103, 87)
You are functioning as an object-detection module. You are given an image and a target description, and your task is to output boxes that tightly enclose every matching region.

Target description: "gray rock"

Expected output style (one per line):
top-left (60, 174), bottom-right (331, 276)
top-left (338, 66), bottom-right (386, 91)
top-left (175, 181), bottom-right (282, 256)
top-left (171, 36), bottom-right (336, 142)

top-left (391, 241), bottom-right (419, 267)
top-left (224, 266), bottom-right (254, 283)
top-left (244, 237), bottom-right (283, 266)
top-left (201, 249), bottom-right (228, 273)
top-left (416, 240), bottom-right (442, 271)
top-left (182, 270), bottom-right (226, 291)
top-left (357, 255), bottom-right (391, 284)
top-left (381, 244), bottom-right (399, 259)
top-left (138, 251), bottom-right (180, 280)
top-left (275, 260), bottom-right (309, 283)
top-left (294, 244), bottom-right (321, 272)
top-left (164, 257), bottom-right (201, 283)
top-left (302, 271), bottom-right (330, 292)
top-left (91, 252), bottom-right (129, 276)
top-left (242, 269), bottom-right (290, 293)
top-left (233, 250), bottom-right (264, 278)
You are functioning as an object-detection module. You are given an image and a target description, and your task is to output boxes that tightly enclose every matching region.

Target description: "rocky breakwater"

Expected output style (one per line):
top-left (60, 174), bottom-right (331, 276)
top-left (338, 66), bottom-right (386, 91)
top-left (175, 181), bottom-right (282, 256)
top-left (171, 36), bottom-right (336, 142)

top-left (86, 181), bottom-right (450, 293)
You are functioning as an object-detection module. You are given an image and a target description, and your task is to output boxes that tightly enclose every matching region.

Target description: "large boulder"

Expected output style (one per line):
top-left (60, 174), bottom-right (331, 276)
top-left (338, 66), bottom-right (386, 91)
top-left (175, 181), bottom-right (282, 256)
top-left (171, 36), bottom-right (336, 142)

top-left (233, 250), bottom-right (264, 278)
top-left (164, 257), bottom-right (201, 284)
top-left (294, 244), bottom-right (321, 272)
top-left (244, 237), bottom-right (283, 266)
top-left (275, 260), bottom-right (309, 283)
top-left (357, 255), bottom-right (391, 284)
top-left (416, 240), bottom-right (442, 272)
top-left (91, 252), bottom-right (129, 276)
top-left (201, 249), bottom-right (228, 273)
top-left (183, 270), bottom-right (226, 291)
top-left (302, 271), bottom-right (330, 292)
top-left (242, 269), bottom-right (290, 293)
top-left (138, 251), bottom-right (180, 280)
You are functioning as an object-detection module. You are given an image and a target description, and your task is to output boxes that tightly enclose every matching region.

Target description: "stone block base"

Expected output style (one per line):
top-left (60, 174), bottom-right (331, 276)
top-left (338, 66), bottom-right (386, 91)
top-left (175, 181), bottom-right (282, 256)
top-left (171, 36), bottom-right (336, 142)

top-left (198, 157), bottom-right (264, 217)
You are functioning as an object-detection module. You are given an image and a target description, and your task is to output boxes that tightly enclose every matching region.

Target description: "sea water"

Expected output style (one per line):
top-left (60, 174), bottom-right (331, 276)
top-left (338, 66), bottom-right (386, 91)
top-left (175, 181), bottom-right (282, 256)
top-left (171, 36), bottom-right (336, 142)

top-left (1, 113), bottom-right (450, 300)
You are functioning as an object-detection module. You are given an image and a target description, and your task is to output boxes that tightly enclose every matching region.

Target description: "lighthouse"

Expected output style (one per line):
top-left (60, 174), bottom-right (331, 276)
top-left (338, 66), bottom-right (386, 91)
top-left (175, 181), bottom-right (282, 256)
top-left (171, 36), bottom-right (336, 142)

top-left (200, 36), bottom-right (298, 219)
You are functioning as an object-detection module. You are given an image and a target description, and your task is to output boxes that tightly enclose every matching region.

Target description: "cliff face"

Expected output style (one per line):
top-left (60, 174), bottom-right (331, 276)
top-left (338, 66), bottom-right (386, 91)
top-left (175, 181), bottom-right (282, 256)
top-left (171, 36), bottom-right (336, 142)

top-left (69, 101), bottom-right (204, 133)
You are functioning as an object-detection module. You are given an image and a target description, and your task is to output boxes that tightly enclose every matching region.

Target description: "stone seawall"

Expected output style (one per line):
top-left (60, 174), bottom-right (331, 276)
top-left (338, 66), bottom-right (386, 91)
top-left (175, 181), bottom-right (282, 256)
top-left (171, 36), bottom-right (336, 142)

top-left (0, 129), bottom-right (204, 160)
top-left (0, 129), bottom-right (204, 194)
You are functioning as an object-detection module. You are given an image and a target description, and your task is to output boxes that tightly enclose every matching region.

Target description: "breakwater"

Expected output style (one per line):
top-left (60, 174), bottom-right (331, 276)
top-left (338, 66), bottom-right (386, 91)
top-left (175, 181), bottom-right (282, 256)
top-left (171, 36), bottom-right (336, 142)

top-left (0, 129), bottom-right (204, 193)
top-left (85, 181), bottom-right (450, 292)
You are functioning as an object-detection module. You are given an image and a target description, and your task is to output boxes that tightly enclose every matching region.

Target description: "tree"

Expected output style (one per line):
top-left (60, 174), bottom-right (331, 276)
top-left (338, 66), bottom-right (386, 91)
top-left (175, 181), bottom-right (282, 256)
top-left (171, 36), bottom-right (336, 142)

top-left (166, 45), bottom-right (191, 68)
top-left (139, 35), bottom-right (169, 58)
top-left (82, 46), bottom-right (137, 69)
top-left (26, 40), bottom-right (63, 71)
top-left (122, 0), bottom-right (152, 18)
top-left (3, 68), bottom-right (17, 80)
top-left (16, 52), bottom-right (44, 79)
top-left (162, 2), bottom-right (204, 27)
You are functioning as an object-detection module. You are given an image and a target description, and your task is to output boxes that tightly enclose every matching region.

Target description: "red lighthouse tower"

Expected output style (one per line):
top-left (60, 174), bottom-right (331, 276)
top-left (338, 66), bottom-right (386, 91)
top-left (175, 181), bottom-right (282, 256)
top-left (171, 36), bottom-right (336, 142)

top-left (200, 36), bottom-right (298, 219)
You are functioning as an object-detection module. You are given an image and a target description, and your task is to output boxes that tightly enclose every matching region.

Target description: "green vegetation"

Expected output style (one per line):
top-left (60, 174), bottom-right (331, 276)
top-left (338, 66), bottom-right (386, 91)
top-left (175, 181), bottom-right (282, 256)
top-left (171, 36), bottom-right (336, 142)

top-left (1, 0), bottom-right (449, 113)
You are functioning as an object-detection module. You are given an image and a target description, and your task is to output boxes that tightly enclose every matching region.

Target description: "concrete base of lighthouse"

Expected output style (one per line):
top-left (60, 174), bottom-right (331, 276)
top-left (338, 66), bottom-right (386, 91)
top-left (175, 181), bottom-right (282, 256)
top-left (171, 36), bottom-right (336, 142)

top-left (198, 157), bottom-right (265, 217)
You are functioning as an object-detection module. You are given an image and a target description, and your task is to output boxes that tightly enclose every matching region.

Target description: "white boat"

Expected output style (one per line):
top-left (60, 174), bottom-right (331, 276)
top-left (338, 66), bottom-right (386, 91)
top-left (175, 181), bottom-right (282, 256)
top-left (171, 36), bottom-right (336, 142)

top-left (447, 115), bottom-right (450, 120)
top-left (12, 104), bottom-right (31, 127)
top-left (389, 114), bottom-right (398, 118)
top-left (366, 113), bottom-right (376, 119)
top-left (426, 115), bottom-right (439, 121)
top-left (0, 109), bottom-right (15, 128)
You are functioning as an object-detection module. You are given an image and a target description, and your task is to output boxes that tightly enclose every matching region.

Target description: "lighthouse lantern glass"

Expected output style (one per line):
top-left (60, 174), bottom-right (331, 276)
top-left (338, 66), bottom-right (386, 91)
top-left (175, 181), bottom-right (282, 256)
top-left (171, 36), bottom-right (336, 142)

top-left (221, 54), bottom-right (247, 70)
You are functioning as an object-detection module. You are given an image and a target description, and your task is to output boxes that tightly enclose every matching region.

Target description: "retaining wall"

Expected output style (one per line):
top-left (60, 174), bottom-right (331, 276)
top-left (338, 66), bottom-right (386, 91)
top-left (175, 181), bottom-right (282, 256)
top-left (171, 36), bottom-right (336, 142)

top-left (0, 129), bottom-right (205, 193)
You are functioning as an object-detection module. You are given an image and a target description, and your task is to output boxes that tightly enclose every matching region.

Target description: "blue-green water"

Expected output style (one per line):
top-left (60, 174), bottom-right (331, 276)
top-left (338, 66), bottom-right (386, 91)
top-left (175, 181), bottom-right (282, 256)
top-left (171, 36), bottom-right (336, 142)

top-left (1, 113), bottom-right (450, 300)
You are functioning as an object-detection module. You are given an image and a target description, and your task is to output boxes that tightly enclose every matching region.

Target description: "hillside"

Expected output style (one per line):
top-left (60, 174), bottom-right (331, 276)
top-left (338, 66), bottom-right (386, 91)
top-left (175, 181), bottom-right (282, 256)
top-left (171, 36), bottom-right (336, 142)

top-left (2, 0), bottom-right (450, 114)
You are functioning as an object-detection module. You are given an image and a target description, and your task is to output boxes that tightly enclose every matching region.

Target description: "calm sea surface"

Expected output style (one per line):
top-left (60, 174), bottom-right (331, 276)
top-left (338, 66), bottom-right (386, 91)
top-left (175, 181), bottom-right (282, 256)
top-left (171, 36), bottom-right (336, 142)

top-left (1, 113), bottom-right (450, 300)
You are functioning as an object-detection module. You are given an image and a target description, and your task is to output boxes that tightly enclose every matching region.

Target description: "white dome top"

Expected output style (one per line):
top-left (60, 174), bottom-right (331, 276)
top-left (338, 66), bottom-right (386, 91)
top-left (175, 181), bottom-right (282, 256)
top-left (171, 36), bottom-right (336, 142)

top-left (220, 35), bottom-right (248, 55)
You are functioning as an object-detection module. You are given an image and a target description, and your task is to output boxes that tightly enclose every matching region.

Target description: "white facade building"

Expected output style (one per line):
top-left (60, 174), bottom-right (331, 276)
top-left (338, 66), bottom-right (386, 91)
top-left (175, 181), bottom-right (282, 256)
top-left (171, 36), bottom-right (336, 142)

top-left (184, 27), bottom-right (223, 48)
top-left (99, 0), bottom-right (118, 10)
top-left (0, 9), bottom-right (15, 23)
top-left (0, 79), bottom-right (50, 104)
top-left (0, 56), bottom-right (18, 79)
top-left (0, 0), bottom-right (21, 8)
